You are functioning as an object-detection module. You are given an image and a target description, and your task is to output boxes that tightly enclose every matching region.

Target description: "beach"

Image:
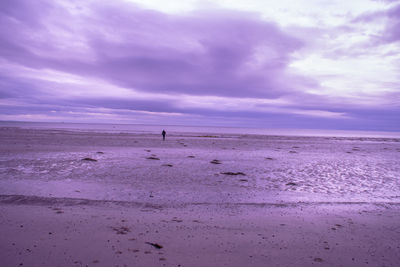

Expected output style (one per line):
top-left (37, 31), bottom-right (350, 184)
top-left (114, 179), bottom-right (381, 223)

top-left (1, 126), bottom-right (400, 266)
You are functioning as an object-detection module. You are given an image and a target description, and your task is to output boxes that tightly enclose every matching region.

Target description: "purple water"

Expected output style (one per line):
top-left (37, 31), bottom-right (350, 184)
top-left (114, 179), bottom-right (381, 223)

top-left (1, 121), bottom-right (400, 138)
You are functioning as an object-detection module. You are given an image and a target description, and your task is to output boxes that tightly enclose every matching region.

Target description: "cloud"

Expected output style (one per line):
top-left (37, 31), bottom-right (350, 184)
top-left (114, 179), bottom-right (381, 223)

top-left (352, 2), bottom-right (400, 44)
top-left (0, 0), bottom-right (399, 131)
top-left (0, 0), bottom-right (313, 99)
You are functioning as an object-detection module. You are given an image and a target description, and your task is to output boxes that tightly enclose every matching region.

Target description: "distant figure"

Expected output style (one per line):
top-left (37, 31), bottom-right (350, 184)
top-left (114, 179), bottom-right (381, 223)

top-left (162, 130), bottom-right (166, 141)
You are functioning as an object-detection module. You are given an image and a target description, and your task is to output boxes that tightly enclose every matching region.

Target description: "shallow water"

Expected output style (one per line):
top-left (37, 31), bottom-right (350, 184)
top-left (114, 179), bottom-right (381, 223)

top-left (0, 126), bottom-right (399, 206)
top-left (2, 121), bottom-right (400, 138)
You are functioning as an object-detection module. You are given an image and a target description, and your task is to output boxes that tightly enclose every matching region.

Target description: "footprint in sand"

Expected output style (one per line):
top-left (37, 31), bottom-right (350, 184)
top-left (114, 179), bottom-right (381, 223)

top-left (111, 226), bottom-right (131, 235)
top-left (313, 257), bottom-right (324, 262)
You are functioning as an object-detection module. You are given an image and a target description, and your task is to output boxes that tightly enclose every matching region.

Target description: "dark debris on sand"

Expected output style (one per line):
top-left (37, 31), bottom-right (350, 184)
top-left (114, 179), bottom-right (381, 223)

top-left (146, 156), bottom-right (160, 160)
top-left (146, 242), bottom-right (163, 249)
top-left (210, 159), bottom-right (222, 164)
top-left (82, 158), bottom-right (97, 162)
top-left (221, 172), bottom-right (246, 176)
top-left (162, 164), bottom-right (173, 167)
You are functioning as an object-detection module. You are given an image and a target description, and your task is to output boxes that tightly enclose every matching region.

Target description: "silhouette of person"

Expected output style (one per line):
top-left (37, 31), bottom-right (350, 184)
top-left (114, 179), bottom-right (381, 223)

top-left (162, 130), bottom-right (166, 141)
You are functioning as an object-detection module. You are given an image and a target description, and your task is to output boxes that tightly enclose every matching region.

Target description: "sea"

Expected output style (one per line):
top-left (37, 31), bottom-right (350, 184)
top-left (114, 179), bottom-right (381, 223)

top-left (1, 120), bottom-right (399, 138)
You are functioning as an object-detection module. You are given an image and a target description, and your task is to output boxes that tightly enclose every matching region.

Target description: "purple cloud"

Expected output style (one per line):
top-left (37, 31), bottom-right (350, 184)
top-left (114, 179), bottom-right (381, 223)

top-left (0, 0), bottom-right (399, 131)
top-left (353, 2), bottom-right (400, 43)
top-left (384, 3), bottom-right (400, 42)
top-left (0, 0), bottom-right (311, 98)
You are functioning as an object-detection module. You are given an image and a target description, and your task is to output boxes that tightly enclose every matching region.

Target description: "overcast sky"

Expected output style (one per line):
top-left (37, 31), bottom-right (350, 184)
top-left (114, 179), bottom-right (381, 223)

top-left (0, 0), bottom-right (399, 130)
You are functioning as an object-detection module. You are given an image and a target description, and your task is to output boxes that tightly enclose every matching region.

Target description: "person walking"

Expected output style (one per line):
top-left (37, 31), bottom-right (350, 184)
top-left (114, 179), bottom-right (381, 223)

top-left (162, 130), bottom-right (166, 141)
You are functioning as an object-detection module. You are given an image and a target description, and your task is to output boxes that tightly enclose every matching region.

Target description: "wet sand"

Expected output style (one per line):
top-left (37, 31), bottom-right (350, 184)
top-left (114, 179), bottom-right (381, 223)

top-left (0, 127), bottom-right (400, 266)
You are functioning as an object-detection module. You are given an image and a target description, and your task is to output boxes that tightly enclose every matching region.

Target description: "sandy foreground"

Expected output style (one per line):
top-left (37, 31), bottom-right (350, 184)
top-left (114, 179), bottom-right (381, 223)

top-left (0, 127), bottom-right (400, 266)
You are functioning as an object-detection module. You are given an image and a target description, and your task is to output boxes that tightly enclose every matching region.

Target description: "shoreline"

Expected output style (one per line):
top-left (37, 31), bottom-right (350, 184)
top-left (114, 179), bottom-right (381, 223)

top-left (2, 121), bottom-right (400, 138)
top-left (2, 194), bottom-right (400, 208)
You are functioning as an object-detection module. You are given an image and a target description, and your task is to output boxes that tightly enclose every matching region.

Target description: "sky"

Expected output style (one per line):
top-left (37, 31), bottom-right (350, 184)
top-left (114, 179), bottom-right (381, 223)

top-left (0, 0), bottom-right (399, 131)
